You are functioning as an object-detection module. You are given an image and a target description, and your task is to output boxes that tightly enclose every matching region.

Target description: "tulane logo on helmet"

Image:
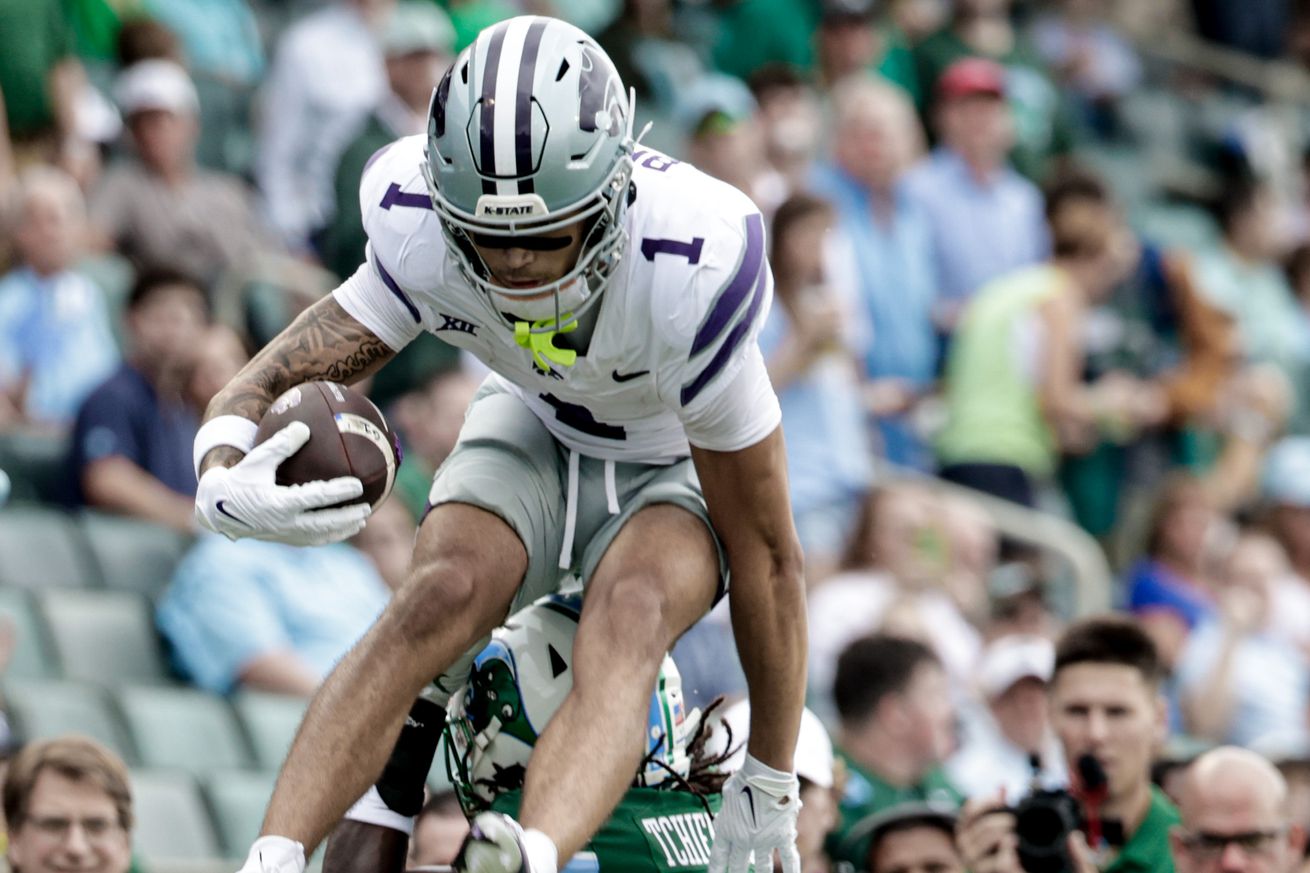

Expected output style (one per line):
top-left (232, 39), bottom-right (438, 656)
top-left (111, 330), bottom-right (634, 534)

top-left (446, 594), bottom-right (698, 810)
top-left (421, 16), bottom-right (637, 330)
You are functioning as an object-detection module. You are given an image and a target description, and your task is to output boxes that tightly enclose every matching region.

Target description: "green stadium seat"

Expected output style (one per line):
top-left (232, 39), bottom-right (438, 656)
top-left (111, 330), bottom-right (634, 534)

top-left (118, 685), bottom-right (254, 775)
top-left (3, 679), bottom-right (135, 761)
top-left (203, 770), bottom-right (275, 858)
top-left (79, 511), bottom-right (193, 600)
top-left (0, 506), bottom-right (99, 590)
top-left (39, 590), bottom-right (169, 685)
top-left (129, 769), bottom-right (222, 861)
top-left (0, 431), bottom-right (71, 503)
top-left (231, 691), bottom-right (306, 771)
top-left (0, 588), bottom-right (56, 679)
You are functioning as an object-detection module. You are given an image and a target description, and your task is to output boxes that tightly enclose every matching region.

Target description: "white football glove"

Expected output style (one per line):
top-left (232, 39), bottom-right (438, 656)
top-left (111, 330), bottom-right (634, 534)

top-left (195, 421), bottom-right (371, 546)
top-left (236, 835), bottom-right (305, 873)
top-left (709, 754), bottom-right (803, 873)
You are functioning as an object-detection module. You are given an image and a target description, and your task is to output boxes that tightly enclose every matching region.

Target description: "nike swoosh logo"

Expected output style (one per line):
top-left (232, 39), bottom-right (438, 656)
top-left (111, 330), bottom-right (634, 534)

top-left (215, 500), bottom-right (249, 526)
top-left (611, 369), bottom-right (650, 383)
top-left (743, 785), bottom-right (757, 827)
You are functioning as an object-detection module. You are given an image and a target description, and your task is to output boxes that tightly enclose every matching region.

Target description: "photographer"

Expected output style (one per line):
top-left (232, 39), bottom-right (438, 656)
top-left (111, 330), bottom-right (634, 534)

top-left (956, 616), bottom-right (1179, 872)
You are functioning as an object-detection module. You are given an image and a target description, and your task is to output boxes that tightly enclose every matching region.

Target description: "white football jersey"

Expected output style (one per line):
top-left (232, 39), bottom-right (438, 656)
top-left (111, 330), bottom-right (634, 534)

top-left (334, 135), bottom-right (780, 463)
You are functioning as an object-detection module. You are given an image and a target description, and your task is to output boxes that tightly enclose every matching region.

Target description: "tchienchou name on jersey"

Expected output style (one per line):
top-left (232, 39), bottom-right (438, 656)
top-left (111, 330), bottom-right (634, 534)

top-left (640, 810), bottom-right (715, 868)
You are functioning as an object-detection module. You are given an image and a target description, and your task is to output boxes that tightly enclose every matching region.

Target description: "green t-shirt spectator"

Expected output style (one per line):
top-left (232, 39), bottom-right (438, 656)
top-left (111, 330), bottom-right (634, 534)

top-left (826, 747), bottom-right (964, 866)
top-left (712, 0), bottom-right (817, 82)
top-left (914, 26), bottom-right (1074, 180)
top-left (1105, 786), bottom-right (1179, 873)
top-left (0, 0), bottom-right (73, 139)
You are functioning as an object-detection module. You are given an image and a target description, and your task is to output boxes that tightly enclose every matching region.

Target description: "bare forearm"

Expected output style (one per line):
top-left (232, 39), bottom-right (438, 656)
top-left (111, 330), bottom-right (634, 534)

top-left (201, 295), bottom-right (394, 472)
top-left (238, 650), bottom-right (323, 697)
top-left (82, 458), bottom-right (196, 533)
top-left (730, 547), bottom-right (807, 770)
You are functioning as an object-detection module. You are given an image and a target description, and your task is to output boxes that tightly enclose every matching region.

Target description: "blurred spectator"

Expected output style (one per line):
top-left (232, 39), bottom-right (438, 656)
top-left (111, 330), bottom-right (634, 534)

top-left (1194, 180), bottom-right (1310, 428)
top-left (0, 0), bottom-right (93, 179)
top-left (1190, 0), bottom-right (1289, 60)
top-left (948, 634), bottom-right (1067, 798)
top-left (862, 803), bottom-right (964, 873)
top-left (319, 1), bottom-right (455, 282)
top-left (66, 267), bottom-right (209, 532)
top-left (114, 17), bottom-right (183, 68)
top-left (90, 60), bottom-right (267, 283)
top-left (812, 74), bottom-right (936, 468)
top-left (936, 171), bottom-right (1161, 509)
top-left (3, 736), bottom-right (133, 873)
top-left (825, 634), bottom-right (962, 867)
top-left (1177, 532), bottom-right (1310, 748)
top-left (142, 0), bottom-right (263, 87)
top-left (157, 529), bottom-right (394, 696)
top-left (747, 65), bottom-right (823, 199)
top-left (1263, 438), bottom-right (1310, 603)
top-left (912, 0), bottom-right (1073, 180)
top-left (758, 193), bottom-right (873, 583)
top-left (903, 58), bottom-right (1047, 324)
top-left (710, 701), bottom-right (839, 873)
top-left (1125, 476), bottom-right (1224, 669)
top-left (711, 0), bottom-right (816, 84)
top-left (0, 166), bottom-right (119, 431)
top-left (813, 0), bottom-right (920, 103)
top-left (407, 790), bottom-right (469, 869)
top-left (889, 0), bottom-right (949, 43)
top-left (808, 483), bottom-right (981, 698)
top-left (676, 74), bottom-right (786, 217)
top-left (938, 493), bottom-right (998, 626)
top-left (1172, 746), bottom-right (1306, 873)
top-left (183, 323), bottom-right (248, 415)
top-left (956, 616), bottom-right (1178, 873)
top-left (256, 0), bottom-right (394, 252)
top-left (388, 367), bottom-right (480, 522)
top-left (598, 0), bottom-right (704, 119)
top-left (985, 561), bottom-right (1062, 641)
top-left (1029, 0), bottom-right (1142, 138)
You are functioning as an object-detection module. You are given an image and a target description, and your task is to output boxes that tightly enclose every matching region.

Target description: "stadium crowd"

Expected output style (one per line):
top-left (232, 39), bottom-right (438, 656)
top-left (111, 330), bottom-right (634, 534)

top-left (5, 0), bottom-right (1310, 870)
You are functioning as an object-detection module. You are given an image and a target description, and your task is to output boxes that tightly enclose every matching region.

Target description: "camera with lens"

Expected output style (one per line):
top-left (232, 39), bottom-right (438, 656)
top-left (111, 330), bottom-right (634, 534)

top-left (1012, 787), bottom-right (1084, 873)
top-left (1009, 754), bottom-right (1118, 873)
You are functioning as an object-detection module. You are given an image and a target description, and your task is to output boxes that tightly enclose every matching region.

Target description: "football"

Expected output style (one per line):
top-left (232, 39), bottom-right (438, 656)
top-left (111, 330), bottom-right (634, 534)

top-left (254, 381), bottom-right (401, 510)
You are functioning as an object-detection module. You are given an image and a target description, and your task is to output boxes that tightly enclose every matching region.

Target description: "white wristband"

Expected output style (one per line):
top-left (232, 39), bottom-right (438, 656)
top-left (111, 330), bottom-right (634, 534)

top-left (193, 415), bottom-right (259, 480)
top-left (343, 785), bottom-right (416, 835)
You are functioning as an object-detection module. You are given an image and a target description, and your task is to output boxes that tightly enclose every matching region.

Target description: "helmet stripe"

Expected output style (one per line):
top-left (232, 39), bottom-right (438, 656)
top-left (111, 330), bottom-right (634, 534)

top-left (477, 21), bottom-right (510, 195)
top-left (491, 18), bottom-right (532, 194)
top-left (514, 18), bottom-right (550, 194)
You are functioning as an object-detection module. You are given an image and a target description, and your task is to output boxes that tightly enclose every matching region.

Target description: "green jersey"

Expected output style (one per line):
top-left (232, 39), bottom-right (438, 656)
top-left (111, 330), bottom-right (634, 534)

top-left (492, 788), bottom-right (722, 872)
top-left (1104, 787), bottom-right (1178, 873)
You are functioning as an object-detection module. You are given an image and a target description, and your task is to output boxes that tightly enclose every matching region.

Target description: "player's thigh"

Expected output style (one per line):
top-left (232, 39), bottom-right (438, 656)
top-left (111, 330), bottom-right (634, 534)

top-left (421, 383), bottom-right (568, 613)
top-left (580, 500), bottom-right (720, 653)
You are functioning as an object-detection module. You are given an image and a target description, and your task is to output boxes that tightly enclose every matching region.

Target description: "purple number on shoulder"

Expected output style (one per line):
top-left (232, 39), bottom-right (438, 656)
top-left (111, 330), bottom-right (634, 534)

top-left (631, 150), bottom-right (680, 173)
top-left (380, 183), bottom-right (433, 211)
top-left (641, 236), bottom-right (705, 264)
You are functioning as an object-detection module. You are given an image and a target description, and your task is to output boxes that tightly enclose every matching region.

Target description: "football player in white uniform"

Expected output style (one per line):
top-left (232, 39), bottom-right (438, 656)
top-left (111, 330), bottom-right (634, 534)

top-left (191, 16), bottom-right (805, 873)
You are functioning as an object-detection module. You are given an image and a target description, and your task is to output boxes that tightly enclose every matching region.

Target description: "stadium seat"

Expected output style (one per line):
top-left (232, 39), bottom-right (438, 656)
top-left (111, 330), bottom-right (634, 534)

top-left (231, 691), bottom-right (306, 771)
top-left (118, 685), bottom-right (254, 775)
top-left (0, 588), bottom-right (56, 679)
top-left (79, 511), bottom-right (193, 600)
top-left (130, 769), bottom-right (222, 861)
top-left (39, 589), bottom-right (170, 685)
top-left (0, 505), bottom-right (99, 590)
top-left (0, 431), bottom-right (71, 503)
top-left (2, 679), bottom-right (135, 761)
top-left (203, 770), bottom-right (275, 858)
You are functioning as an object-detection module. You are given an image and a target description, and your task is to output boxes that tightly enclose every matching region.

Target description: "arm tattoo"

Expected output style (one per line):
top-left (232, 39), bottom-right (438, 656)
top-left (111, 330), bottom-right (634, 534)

top-left (206, 296), bottom-right (396, 426)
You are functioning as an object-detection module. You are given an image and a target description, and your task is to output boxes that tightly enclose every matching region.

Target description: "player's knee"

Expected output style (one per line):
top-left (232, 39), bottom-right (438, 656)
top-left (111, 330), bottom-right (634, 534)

top-left (592, 576), bottom-right (673, 658)
top-left (393, 557), bottom-right (482, 636)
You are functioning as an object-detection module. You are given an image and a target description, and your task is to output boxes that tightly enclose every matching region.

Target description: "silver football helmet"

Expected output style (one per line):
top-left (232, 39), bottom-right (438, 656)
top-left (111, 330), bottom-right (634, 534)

top-left (422, 16), bottom-right (637, 330)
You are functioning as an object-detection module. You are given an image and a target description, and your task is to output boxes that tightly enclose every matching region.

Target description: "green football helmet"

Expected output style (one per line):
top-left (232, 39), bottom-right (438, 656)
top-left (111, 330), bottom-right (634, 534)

top-left (421, 16), bottom-right (637, 329)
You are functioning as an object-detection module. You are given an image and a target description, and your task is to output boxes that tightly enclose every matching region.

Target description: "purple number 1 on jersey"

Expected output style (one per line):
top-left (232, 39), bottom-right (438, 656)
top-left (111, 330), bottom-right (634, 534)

top-left (640, 236), bottom-right (705, 264)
